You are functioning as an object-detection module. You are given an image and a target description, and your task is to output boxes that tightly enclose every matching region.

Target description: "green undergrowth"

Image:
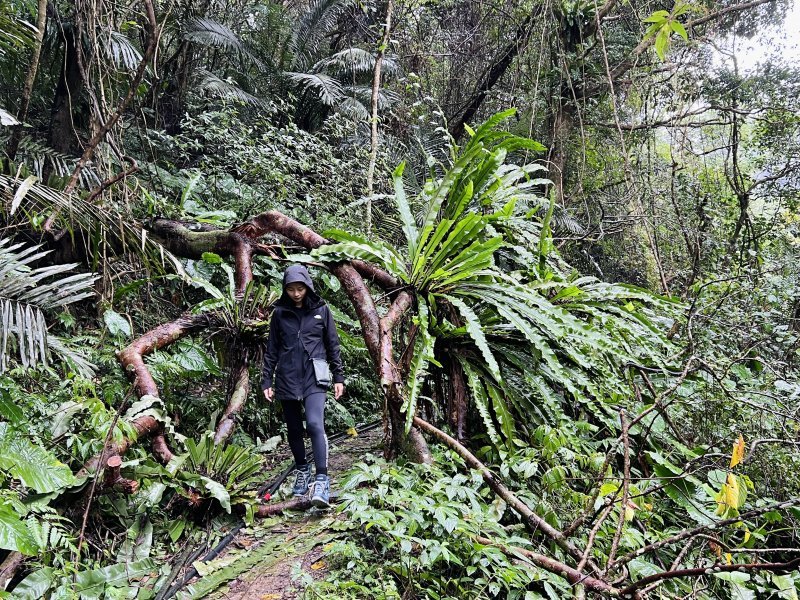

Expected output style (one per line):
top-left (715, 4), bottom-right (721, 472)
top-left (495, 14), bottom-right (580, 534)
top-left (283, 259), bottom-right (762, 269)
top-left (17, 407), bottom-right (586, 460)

top-left (311, 438), bottom-right (800, 600)
top-left (309, 449), bottom-right (572, 600)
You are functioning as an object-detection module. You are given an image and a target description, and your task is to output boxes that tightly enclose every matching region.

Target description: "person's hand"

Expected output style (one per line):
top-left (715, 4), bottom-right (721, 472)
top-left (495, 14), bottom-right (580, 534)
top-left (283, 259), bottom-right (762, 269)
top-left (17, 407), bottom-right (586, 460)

top-left (263, 387), bottom-right (274, 402)
top-left (334, 382), bottom-right (344, 400)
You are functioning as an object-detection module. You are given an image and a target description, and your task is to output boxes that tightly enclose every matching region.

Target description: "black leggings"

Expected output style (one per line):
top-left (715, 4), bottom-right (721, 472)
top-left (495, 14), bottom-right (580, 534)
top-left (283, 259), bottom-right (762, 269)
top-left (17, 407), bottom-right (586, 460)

top-left (281, 393), bottom-right (328, 475)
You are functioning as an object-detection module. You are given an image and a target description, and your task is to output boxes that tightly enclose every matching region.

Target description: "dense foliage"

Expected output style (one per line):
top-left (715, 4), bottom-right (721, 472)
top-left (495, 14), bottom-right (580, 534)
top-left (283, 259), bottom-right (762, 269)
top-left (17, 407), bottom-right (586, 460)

top-left (0, 0), bottom-right (799, 597)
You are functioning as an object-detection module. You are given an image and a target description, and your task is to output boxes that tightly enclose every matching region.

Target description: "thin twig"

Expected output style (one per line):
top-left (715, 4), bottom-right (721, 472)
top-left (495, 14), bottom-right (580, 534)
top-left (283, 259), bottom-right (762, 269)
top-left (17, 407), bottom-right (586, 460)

top-left (74, 391), bottom-right (131, 569)
top-left (606, 411), bottom-right (630, 569)
top-left (364, 0), bottom-right (394, 236)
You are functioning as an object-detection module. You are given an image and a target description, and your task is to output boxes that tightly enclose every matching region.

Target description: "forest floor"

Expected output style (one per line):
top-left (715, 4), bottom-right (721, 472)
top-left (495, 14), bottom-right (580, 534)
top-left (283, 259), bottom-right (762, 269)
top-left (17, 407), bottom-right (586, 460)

top-left (173, 427), bottom-right (383, 599)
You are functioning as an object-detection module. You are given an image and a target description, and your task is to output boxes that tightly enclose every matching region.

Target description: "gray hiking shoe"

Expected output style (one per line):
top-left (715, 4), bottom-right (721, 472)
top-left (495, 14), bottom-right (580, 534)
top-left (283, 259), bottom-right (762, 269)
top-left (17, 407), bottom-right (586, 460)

top-left (310, 474), bottom-right (330, 508)
top-left (292, 464), bottom-right (312, 496)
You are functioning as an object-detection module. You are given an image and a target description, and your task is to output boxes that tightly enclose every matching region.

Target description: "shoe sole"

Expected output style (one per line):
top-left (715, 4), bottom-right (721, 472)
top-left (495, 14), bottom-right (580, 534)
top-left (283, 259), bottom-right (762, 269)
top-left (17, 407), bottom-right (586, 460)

top-left (311, 496), bottom-right (330, 508)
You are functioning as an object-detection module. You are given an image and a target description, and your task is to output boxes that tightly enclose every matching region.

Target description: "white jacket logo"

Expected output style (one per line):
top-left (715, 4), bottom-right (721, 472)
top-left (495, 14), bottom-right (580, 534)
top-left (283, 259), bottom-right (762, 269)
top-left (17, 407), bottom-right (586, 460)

top-left (314, 314), bottom-right (322, 319)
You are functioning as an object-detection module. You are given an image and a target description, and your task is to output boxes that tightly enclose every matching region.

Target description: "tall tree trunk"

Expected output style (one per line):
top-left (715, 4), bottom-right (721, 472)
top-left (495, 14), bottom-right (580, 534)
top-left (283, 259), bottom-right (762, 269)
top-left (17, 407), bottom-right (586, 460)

top-left (448, 14), bottom-right (533, 139)
top-left (49, 25), bottom-right (83, 156)
top-left (364, 0), bottom-right (395, 236)
top-left (447, 357), bottom-right (468, 442)
top-left (548, 100), bottom-right (574, 206)
top-left (6, 0), bottom-right (48, 161)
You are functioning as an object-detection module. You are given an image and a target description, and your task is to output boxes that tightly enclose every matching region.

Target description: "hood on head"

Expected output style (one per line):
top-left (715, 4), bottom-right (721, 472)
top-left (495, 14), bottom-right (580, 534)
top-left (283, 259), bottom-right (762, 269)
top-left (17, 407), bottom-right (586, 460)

top-left (279, 264), bottom-right (321, 307)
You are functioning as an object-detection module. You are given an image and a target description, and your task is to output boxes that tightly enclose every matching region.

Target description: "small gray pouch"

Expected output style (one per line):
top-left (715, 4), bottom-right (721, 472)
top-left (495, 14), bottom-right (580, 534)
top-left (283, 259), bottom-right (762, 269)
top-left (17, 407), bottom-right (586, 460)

top-left (312, 358), bottom-right (331, 388)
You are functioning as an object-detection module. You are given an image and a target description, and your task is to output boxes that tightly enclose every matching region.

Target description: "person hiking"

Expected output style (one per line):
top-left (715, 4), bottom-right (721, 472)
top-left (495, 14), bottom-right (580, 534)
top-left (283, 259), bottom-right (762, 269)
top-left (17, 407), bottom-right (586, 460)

top-left (262, 264), bottom-right (345, 508)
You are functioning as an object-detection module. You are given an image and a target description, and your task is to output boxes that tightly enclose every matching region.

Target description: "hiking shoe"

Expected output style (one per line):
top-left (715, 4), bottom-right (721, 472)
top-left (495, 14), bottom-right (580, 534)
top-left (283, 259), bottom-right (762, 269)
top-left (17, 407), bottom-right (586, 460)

top-left (310, 474), bottom-right (330, 508)
top-left (291, 464), bottom-right (312, 496)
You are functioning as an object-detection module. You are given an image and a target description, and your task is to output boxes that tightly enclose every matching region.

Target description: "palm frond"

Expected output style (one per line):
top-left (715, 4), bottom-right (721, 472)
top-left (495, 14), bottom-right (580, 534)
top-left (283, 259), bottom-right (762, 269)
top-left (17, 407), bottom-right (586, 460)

top-left (0, 10), bottom-right (36, 57)
top-left (183, 17), bottom-right (265, 69)
top-left (198, 69), bottom-right (270, 108)
top-left (106, 30), bottom-right (142, 71)
top-left (0, 174), bottom-right (184, 274)
top-left (286, 72), bottom-right (344, 106)
top-left (290, 0), bottom-right (355, 69)
top-left (10, 136), bottom-right (91, 183)
top-left (348, 85), bottom-right (401, 110)
top-left (0, 238), bottom-right (97, 372)
top-left (334, 97), bottom-right (370, 121)
top-left (314, 48), bottom-right (400, 77)
top-left (183, 17), bottom-right (243, 52)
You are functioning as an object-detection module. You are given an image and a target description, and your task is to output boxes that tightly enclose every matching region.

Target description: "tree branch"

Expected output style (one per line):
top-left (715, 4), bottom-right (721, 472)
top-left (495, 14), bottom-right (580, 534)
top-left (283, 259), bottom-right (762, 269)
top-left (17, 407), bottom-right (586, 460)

top-left (475, 536), bottom-right (621, 597)
top-left (413, 416), bottom-right (587, 564)
top-left (620, 557), bottom-right (800, 597)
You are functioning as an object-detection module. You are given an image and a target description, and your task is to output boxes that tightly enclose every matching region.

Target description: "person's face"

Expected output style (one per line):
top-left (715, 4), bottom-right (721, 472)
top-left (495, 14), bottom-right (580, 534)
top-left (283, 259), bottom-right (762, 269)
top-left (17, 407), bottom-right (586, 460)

top-left (286, 282), bottom-right (307, 306)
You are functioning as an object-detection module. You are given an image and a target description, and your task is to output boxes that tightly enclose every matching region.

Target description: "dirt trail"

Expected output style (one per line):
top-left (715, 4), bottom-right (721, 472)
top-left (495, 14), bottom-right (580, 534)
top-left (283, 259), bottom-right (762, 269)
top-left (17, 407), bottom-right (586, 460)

top-left (175, 427), bottom-right (382, 599)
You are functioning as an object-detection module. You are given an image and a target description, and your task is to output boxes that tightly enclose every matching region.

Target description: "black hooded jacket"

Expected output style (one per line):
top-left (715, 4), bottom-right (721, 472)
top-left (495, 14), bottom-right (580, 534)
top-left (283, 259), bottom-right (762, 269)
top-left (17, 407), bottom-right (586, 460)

top-left (261, 265), bottom-right (345, 400)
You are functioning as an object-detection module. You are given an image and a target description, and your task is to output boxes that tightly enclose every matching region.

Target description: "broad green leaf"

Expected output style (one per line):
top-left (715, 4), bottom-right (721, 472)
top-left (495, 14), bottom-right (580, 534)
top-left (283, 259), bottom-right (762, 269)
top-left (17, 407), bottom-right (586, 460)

top-left (655, 26), bottom-right (670, 60)
top-left (392, 161), bottom-right (419, 257)
top-left (443, 295), bottom-right (501, 383)
top-left (103, 309), bottom-right (132, 338)
top-left (201, 476), bottom-right (231, 513)
top-left (643, 9), bottom-right (670, 23)
top-left (0, 504), bottom-right (37, 554)
top-left (10, 567), bottom-right (55, 598)
top-left (671, 20), bottom-right (688, 40)
top-left (0, 390), bottom-right (24, 424)
top-left (0, 423), bottom-right (76, 493)
top-left (73, 558), bottom-right (157, 593)
top-left (118, 517), bottom-right (153, 562)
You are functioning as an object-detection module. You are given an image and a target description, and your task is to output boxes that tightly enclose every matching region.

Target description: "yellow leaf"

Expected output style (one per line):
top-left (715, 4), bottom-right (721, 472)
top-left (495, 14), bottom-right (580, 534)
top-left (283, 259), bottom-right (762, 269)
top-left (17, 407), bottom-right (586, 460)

top-left (730, 434), bottom-right (745, 468)
top-left (624, 499), bottom-right (638, 521)
top-left (311, 560), bottom-right (326, 571)
top-left (725, 553), bottom-right (733, 565)
top-left (346, 427), bottom-right (358, 437)
top-left (743, 528), bottom-right (751, 543)
top-left (725, 473), bottom-right (740, 509)
top-left (261, 595), bottom-right (281, 600)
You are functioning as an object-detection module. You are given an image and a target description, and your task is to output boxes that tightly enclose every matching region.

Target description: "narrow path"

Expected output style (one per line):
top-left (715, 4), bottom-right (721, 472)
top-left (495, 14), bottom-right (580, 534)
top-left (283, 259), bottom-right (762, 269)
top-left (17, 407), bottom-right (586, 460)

top-left (174, 427), bottom-right (383, 599)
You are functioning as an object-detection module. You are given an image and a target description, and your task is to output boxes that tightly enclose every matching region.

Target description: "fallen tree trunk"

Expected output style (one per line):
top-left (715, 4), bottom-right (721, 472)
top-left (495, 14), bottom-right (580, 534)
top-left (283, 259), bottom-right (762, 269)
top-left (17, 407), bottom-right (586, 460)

top-left (214, 360), bottom-right (250, 444)
top-left (77, 314), bottom-right (210, 474)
